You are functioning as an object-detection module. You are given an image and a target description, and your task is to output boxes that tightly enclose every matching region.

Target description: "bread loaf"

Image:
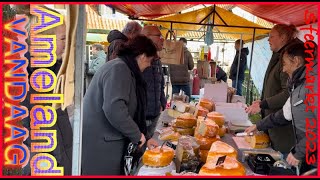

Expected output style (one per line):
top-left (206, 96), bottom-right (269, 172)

top-left (207, 112), bottom-right (225, 127)
top-left (199, 156), bottom-right (245, 176)
top-left (197, 119), bottom-right (219, 137)
top-left (142, 146), bottom-right (175, 167)
top-left (244, 132), bottom-right (270, 149)
top-left (207, 141), bottom-right (237, 161)
top-left (199, 98), bottom-right (215, 112)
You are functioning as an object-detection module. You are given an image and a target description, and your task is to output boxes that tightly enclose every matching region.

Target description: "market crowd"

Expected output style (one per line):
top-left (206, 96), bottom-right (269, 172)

top-left (81, 21), bottom-right (318, 175)
top-left (15, 4), bottom-right (317, 175)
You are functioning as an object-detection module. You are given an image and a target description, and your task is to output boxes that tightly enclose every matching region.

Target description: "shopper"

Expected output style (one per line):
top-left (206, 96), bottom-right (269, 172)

top-left (245, 42), bottom-right (318, 174)
top-left (229, 39), bottom-right (249, 96)
top-left (107, 21), bottom-right (142, 61)
top-left (246, 24), bottom-right (304, 153)
top-left (216, 65), bottom-right (227, 82)
top-left (141, 25), bottom-right (167, 139)
top-left (82, 35), bottom-right (158, 175)
top-left (87, 43), bottom-right (106, 75)
top-left (169, 37), bottom-right (194, 101)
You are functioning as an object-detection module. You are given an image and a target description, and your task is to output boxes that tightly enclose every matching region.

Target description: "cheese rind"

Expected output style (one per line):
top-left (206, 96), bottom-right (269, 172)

top-left (195, 134), bottom-right (220, 150)
top-left (142, 146), bottom-right (175, 167)
top-left (244, 132), bottom-right (270, 149)
top-left (207, 141), bottom-right (237, 161)
top-left (199, 156), bottom-right (245, 176)
top-left (207, 112), bottom-right (225, 127)
top-left (197, 120), bottom-right (219, 137)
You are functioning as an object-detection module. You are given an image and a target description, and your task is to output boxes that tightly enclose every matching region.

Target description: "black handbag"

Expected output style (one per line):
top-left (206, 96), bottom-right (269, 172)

top-left (123, 142), bottom-right (143, 176)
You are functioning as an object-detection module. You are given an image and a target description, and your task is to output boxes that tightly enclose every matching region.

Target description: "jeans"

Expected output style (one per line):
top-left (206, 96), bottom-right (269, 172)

top-left (232, 79), bottom-right (244, 96)
top-left (172, 84), bottom-right (191, 102)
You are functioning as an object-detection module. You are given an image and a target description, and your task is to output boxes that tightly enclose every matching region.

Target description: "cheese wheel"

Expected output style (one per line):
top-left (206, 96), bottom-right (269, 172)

top-left (175, 113), bottom-right (197, 128)
top-left (199, 156), bottom-right (245, 176)
top-left (167, 109), bottom-right (183, 118)
top-left (199, 150), bottom-right (209, 163)
top-left (207, 141), bottom-right (237, 161)
top-left (172, 101), bottom-right (190, 113)
top-left (207, 112), bottom-right (225, 127)
top-left (218, 125), bottom-right (227, 137)
top-left (199, 98), bottom-right (215, 112)
top-left (194, 106), bottom-right (209, 117)
top-left (173, 126), bottom-right (195, 136)
top-left (159, 127), bottom-right (181, 141)
top-left (195, 134), bottom-right (220, 150)
top-left (197, 120), bottom-right (219, 137)
top-left (244, 132), bottom-right (270, 149)
top-left (142, 146), bottom-right (175, 167)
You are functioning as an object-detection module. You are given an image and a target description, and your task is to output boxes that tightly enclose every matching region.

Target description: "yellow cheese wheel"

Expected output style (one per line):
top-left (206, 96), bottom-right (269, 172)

top-left (142, 146), bottom-right (175, 167)
top-left (245, 132), bottom-right (270, 149)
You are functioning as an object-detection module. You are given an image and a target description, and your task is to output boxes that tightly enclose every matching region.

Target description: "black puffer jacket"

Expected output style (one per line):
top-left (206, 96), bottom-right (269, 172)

top-left (106, 30), bottom-right (128, 61)
top-left (21, 52), bottom-right (73, 175)
top-left (229, 47), bottom-right (249, 81)
top-left (142, 57), bottom-right (166, 118)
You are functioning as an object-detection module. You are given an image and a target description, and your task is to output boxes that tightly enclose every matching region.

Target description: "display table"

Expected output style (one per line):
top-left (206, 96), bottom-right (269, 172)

top-left (136, 109), bottom-right (257, 176)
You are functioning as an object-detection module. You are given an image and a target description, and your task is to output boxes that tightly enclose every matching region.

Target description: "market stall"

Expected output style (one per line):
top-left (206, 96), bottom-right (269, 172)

top-left (134, 84), bottom-right (293, 176)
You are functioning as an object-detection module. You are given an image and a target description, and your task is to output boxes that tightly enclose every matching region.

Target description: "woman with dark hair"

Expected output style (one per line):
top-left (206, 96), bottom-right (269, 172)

top-left (246, 42), bottom-right (318, 174)
top-left (82, 35), bottom-right (158, 175)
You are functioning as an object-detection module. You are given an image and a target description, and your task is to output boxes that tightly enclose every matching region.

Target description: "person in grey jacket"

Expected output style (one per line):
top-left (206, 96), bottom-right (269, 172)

top-left (169, 37), bottom-right (194, 101)
top-left (87, 43), bottom-right (106, 75)
top-left (141, 25), bottom-right (167, 139)
top-left (245, 42), bottom-right (318, 174)
top-left (82, 35), bottom-right (158, 175)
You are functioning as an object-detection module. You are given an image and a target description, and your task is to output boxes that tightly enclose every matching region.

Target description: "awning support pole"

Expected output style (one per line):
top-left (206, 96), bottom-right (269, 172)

top-left (235, 34), bottom-right (243, 96)
top-left (246, 28), bottom-right (256, 104)
top-left (72, 4), bottom-right (86, 176)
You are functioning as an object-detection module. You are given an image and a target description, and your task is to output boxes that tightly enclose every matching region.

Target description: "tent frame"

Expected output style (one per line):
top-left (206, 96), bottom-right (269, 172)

top-left (72, 4), bottom-right (270, 175)
top-left (131, 5), bottom-right (268, 102)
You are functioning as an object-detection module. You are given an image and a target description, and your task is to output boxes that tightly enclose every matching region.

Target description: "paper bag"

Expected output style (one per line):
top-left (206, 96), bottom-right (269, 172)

top-left (159, 30), bottom-right (184, 65)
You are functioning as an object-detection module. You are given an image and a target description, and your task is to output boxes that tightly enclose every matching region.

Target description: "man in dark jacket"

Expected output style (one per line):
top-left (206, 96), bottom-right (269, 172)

top-left (229, 39), bottom-right (249, 96)
top-left (141, 25), bottom-right (166, 139)
top-left (169, 37), bottom-right (194, 101)
top-left (106, 21), bottom-right (142, 61)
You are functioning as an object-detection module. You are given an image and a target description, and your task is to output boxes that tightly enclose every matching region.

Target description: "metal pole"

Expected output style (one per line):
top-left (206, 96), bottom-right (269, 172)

top-left (130, 17), bottom-right (272, 30)
top-left (235, 34), bottom-right (242, 96)
top-left (246, 28), bottom-right (256, 104)
top-left (160, 27), bottom-right (267, 35)
top-left (72, 4), bottom-right (86, 176)
top-left (166, 22), bottom-right (173, 100)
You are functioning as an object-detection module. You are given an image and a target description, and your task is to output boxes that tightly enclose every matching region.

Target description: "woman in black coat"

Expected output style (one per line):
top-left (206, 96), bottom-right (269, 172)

top-left (81, 35), bottom-right (158, 175)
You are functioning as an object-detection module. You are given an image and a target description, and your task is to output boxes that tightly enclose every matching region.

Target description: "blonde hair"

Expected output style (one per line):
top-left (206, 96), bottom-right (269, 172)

top-left (273, 24), bottom-right (298, 43)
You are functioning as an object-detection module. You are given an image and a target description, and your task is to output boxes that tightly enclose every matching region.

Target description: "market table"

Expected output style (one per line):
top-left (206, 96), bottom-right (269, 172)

top-left (136, 109), bottom-right (257, 176)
